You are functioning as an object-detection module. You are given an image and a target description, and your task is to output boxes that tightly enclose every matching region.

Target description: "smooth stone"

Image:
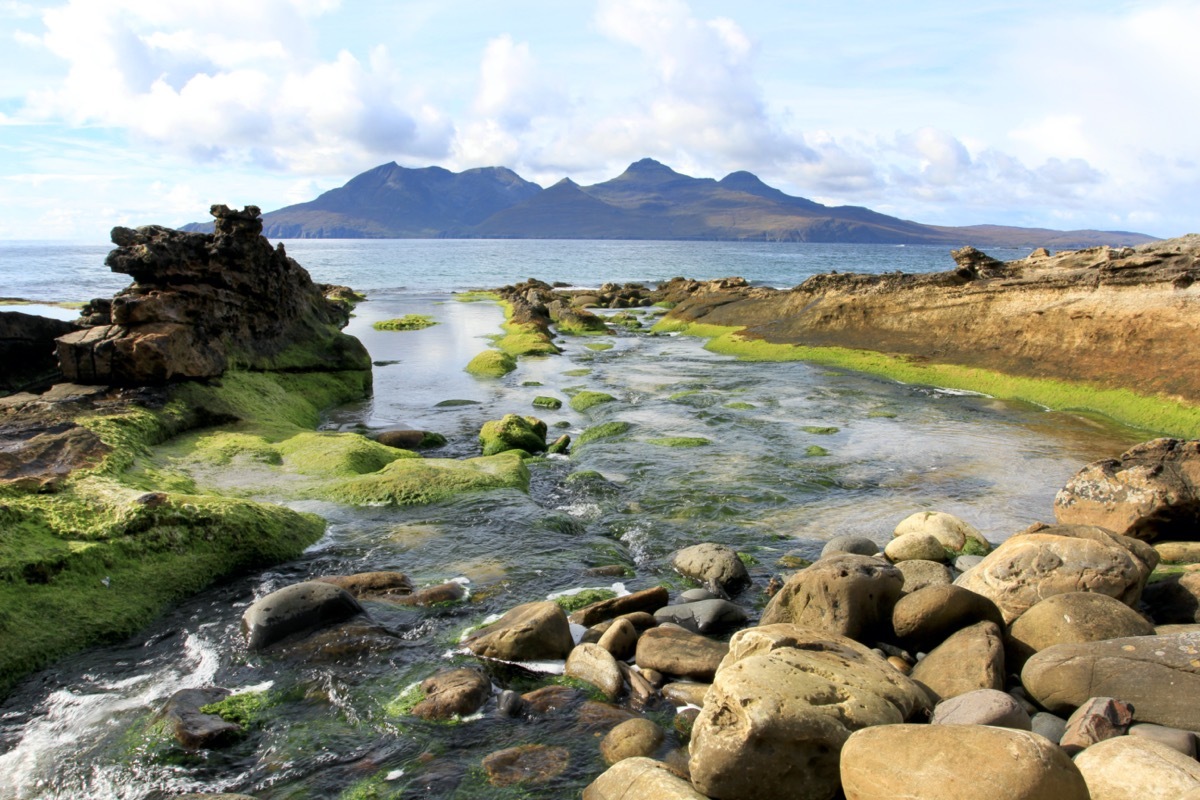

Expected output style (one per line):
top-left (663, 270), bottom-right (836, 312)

top-left (840, 724), bottom-right (1088, 800)
top-left (954, 554), bottom-right (986, 572)
top-left (954, 524), bottom-right (1158, 624)
top-left (893, 510), bottom-right (990, 553)
top-left (1155, 541), bottom-right (1200, 563)
top-left (634, 627), bottom-right (728, 682)
top-left (758, 553), bottom-right (903, 641)
top-left (892, 584), bottom-right (1004, 651)
top-left (1129, 723), bottom-right (1198, 757)
top-left (1020, 633), bottom-right (1200, 731)
top-left (1142, 571), bottom-right (1200, 624)
top-left (241, 581), bottom-right (365, 650)
top-left (671, 542), bottom-right (751, 598)
top-left (315, 570), bottom-right (413, 600)
top-left (411, 668), bottom-right (491, 720)
top-left (463, 600), bottom-right (574, 661)
top-left (930, 688), bottom-right (1031, 730)
top-left (895, 558), bottom-right (955, 593)
top-left (600, 718), bottom-right (666, 765)
top-left (482, 744), bottom-right (569, 787)
top-left (497, 689), bottom-right (523, 717)
top-left (1059, 697), bottom-right (1135, 754)
top-left (1008, 591), bottom-right (1155, 666)
top-left (910, 620), bottom-right (1005, 702)
top-left (820, 534), bottom-right (879, 558)
top-left (661, 682), bottom-right (709, 708)
top-left (582, 757), bottom-right (707, 800)
top-left (566, 643), bottom-right (625, 701)
top-left (521, 685), bottom-right (584, 715)
top-left (1032, 711), bottom-right (1069, 743)
top-left (597, 617), bottom-right (639, 660)
top-left (569, 586), bottom-right (670, 627)
top-left (576, 701), bottom-right (638, 733)
top-left (680, 588), bottom-right (718, 603)
top-left (619, 663), bottom-right (656, 709)
top-left (582, 612), bottom-right (658, 644)
top-left (885, 532), bottom-right (949, 563)
top-left (652, 599), bottom-right (747, 634)
top-left (1073, 736), bottom-right (1200, 799)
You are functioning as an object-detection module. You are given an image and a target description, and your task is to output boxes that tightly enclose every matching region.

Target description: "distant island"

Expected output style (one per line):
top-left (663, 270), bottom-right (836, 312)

top-left (183, 158), bottom-right (1155, 248)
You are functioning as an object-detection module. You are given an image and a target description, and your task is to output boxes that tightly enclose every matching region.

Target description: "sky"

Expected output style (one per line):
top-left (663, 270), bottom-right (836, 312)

top-left (0, 0), bottom-right (1197, 241)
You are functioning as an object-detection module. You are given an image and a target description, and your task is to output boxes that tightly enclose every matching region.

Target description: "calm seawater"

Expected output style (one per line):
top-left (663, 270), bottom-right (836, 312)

top-left (0, 239), bottom-right (1030, 304)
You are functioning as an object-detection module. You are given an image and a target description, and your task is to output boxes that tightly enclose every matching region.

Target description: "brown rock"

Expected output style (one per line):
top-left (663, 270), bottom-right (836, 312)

top-left (910, 620), bottom-right (1004, 702)
top-left (634, 627), bottom-right (728, 682)
top-left (570, 586), bottom-right (670, 627)
top-left (411, 668), bottom-right (491, 720)
top-left (583, 757), bottom-right (708, 800)
top-left (463, 600), bottom-right (573, 661)
top-left (1155, 541), bottom-right (1200, 563)
top-left (893, 510), bottom-right (990, 553)
top-left (758, 553), bottom-right (903, 641)
top-left (597, 617), bottom-right (639, 660)
top-left (930, 688), bottom-right (1031, 729)
top-left (884, 532), bottom-right (949, 563)
top-left (481, 744), bottom-right (569, 787)
top-left (521, 685), bottom-right (583, 715)
top-left (1008, 591), bottom-right (1155, 665)
top-left (1059, 697), bottom-right (1135, 754)
top-left (315, 571), bottom-right (413, 600)
top-left (1054, 438), bottom-right (1200, 542)
top-left (389, 581), bottom-right (466, 607)
top-left (661, 682), bottom-right (709, 707)
top-left (840, 724), bottom-right (1089, 800)
top-left (671, 542), bottom-right (751, 597)
top-left (954, 524), bottom-right (1158, 623)
top-left (895, 558), bottom-right (955, 593)
top-left (892, 584), bottom-right (1004, 651)
top-left (600, 718), bottom-right (665, 765)
top-left (565, 643), bottom-right (624, 701)
top-left (1073, 736), bottom-right (1200, 799)
top-left (161, 688), bottom-right (242, 749)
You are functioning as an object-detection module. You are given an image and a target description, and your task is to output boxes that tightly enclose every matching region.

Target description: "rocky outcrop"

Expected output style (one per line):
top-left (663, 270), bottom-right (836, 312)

top-left (55, 205), bottom-right (370, 385)
top-left (0, 311), bottom-right (79, 393)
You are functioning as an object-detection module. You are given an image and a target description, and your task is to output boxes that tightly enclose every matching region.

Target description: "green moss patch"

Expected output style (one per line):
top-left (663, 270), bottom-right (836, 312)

top-left (466, 350), bottom-right (517, 377)
top-left (553, 588), bottom-right (618, 612)
top-left (562, 368), bottom-right (592, 377)
top-left (199, 689), bottom-right (272, 728)
top-left (647, 437), bottom-right (711, 448)
top-left (533, 396), bottom-right (563, 410)
top-left (658, 321), bottom-right (1200, 438)
top-left (575, 421), bottom-right (633, 447)
top-left (805, 445), bottom-right (830, 457)
top-left (802, 426), bottom-right (840, 435)
top-left (584, 342), bottom-right (614, 352)
top-left (373, 314), bottom-right (436, 331)
top-left (724, 402), bottom-right (757, 410)
top-left (570, 391), bottom-right (617, 412)
top-left (328, 453), bottom-right (530, 506)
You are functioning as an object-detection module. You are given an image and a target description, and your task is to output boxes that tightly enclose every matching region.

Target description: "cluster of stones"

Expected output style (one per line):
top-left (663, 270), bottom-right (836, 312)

top-left (157, 433), bottom-right (1200, 799)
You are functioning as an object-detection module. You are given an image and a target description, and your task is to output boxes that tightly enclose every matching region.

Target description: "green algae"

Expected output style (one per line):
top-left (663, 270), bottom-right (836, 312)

top-left (277, 432), bottom-right (418, 476)
top-left (466, 350), bottom-right (517, 377)
top-left (328, 452), bottom-right (530, 506)
top-left (453, 291), bottom-right (500, 303)
top-left (435, 398), bottom-right (480, 407)
top-left (570, 391), bottom-right (616, 412)
top-left (724, 402), bottom-right (756, 410)
top-left (532, 396), bottom-right (563, 410)
top-left (373, 314), bottom-right (436, 331)
top-left (498, 323), bottom-right (561, 357)
top-left (553, 588), bottom-right (617, 612)
top-left (339, 773), bottom-right (402, 800)
top-left (479, 415), bottom-right (547, 457)
top-left (647, 437), bottom-right (711, 448)
top-left (383, 683), bottom-right (427, 717)
top-left (575, 421), bottom-right (633, 447)
top-left (805, 445), bottom-right (830, 457)
top-left (654, 320), bottom-right (1200, 438)
top-left (199, 689), bottom-right (272, 729)
top-left (562, 368), bottom-right (592, 377)
top-left (584, 342), bottom-right (614, 352)
top-left (802, 426), bottom-right (840, 435)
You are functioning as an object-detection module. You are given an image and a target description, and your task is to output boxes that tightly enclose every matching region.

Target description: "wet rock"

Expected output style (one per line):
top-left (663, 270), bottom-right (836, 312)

top-left (1008, 591), bottom-right (1155, 665)
top-left (670, 542), bottom-right (751, 598)
top-left (373, 429), bottom-right (446, 450)
top-left (884, 532), bottom-right (949, 563)
top-left (1129, 723), bottom-right (1198, 757)
top-left (618, 662), bottom-right (656, 709)
top-left (411, 667), bottom-right (491, 720)
top-left (930, 688), bottom-right (1031, 730)
top-left (1054, 438), bottom-right (1200, 542)
top-left (759, 553), bottom-right (903, 641)
top-left (273, 616), bottom-right (398, 662)
top-left (569, 586), bottom-right (669, 627)
top-left (820, 534), bottom-right (878, 558)
top-left (910, 620), bottom-right (1005, 702)
top-left (895, 558), bottom-right (955, 593)
top-left (954, 524), bottom-right (1158, 623)
top-left (241, 581), bottom-right (365, 651)
top-left (893, 510), bottom-right (990, 554)
top-left (840, 724), bottom-right (1089, 800)
top-left (464, 600), bottom-right (574, 661)
top-left (566, 643), bottom-right (624, 701)
top-left (634, 627), bottom-right (728, 682)
top-left (161, 688), bottom-right (242, 749)
top-left (576, 701), bottom-right (638, 732)
top-left (1059, 697), bottom-right (1135, 754)
top-left (1021, 633), bottom-right (1200, 731)
top-left (597, 617), bottom-right (639, 660)
top-left (582, 611), bottom-right (658, 645)
top-left (674, 708), bottom-right (700, 742)
top-left (892, 584), bottom-right (1004, 651)
top-left (661, 682), bottom-right (709, 708)
top-left (481, 743), bottom-right (570, 787)
top-left (0, 416), bottom-right (112, 489)
top-left (521, 685), bottom-right (584, 715)
top-left (653, 599), bottom-right (747, 634)
top-left (679, 588), bottom-right (718, 602)
top-left (390, 581), bottom-right (467, 607)
top-left (497, 689), bottom-right (523, 717)
top-left (688, 624), bottom-right (928, 800)
top-left (1073, 736), bottom-right (1200, 799)
top-left (315, 571), bottom-right (413, 600)
top-left (56, 206), bottom-right (370, 385)
top-left (478, 414), bottom-right (547, 456)
top-left (1142, 570), bottom-right (1200, 623)
top-left (600, 718), bottom-right (665, 765)
top-left (583, 756), bottom-right (707, 800)
top-left (547, 433), bottom-right (570, 455)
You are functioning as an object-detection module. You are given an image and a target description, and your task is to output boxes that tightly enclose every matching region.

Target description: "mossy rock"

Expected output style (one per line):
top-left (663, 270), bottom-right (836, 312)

top-left (647, 437), bottom-right (711, 448)
top-left (498, 324), bottom-right (561, 357)
top-left (435, 399), bottom-right (481, 407)
top-left (805, 445), bottom-right (830, 457)
top-left (328, 452), bottom-right (530, 506)
top-left (584, 342), bottom-right (614, 352)
top-left (466, 350), bottom-right (517, 377)
top-left (532, 396), bottom-right (563, 410)
top-left (373, 314), bottom-right (436, 331)
top-left (562, 368), bottom-right (592, 377)
top-left (575, 421), bottom-right (633, 447)
top-left (570, 391), bottom-right (617, 412)
top-left (801, 426), bottom-right (840, 435)
top-left (479, 415), bottom-right (548, 456)
top-left (553, 588), bottom-right (618, 612)
top-left (724, 402), bottom-right (757, 410)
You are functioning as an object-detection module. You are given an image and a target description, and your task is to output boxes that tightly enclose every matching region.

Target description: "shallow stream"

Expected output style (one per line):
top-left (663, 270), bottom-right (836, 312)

top-left (0, 291), bottom-right (1142, 799)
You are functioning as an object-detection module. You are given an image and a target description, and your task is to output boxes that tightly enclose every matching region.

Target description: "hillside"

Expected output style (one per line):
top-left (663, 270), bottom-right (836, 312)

top-left (182, 159), bottom-right (1157, 247)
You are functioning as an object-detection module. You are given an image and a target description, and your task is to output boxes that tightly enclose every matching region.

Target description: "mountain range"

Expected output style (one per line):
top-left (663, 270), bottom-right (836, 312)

top-left (183, 158), bottom-right (1155, 247)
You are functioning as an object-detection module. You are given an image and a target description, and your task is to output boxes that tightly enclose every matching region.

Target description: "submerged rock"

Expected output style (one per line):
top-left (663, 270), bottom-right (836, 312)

top-left (161, 688), bottom-right (242, 749)
top-left (463, 600), bottom-right (574, 661)
top-left (241, 581), bottom-right (365, 651)
top-left (412, 667), bottom-right (491, 720)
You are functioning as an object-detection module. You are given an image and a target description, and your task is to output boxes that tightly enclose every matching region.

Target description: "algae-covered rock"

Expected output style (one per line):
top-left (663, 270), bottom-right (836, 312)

top-left (576, 421), bottom-right (633, 447)
top-left (533, 395), bottom-right (563, 410)
top-left (479, 414), bottom-right (548, 456)
top-left (328, 452), bottom-right (530, 506)
top-left (372, 314), bottom-right (435, 331)
top-left (570, 391), bottom-right (617, 412)
top-left (466, 350), bottom-right (517, 377)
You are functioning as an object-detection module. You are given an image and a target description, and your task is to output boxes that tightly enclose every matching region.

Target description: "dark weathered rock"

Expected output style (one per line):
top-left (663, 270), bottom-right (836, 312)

top-left (56, 205), bottom-right (370, 385)
top-left (1059, 697), bottom-right (1135, 754)
top-left (1142, 570), bottom-right (1200, 624)
top-left (1054, 438), bottom-right (1200, 542)
top-left (463, 600), bottom-right (574, 661)
top-left (161, 687), bottom-right (242, 749)
top-left (759, 553), bottom-right (903, 641)
top-left (482, 744), bottom-right (570, 787)
top-left (652, 599), bottom-right (747, 634)
top-left (412, 668), bottom-right (491, 720)
top-left (373, 429), bottom-right (445, 450)
top-left (241, 581), bottom-right (365, 650)
top-left (315, 571), bottom-right (413, 600)
top-left (0, 311), bottom-right (78, 393)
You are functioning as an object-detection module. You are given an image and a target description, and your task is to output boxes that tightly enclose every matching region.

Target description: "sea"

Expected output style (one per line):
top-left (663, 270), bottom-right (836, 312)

top-left (0, 237), bottom-right (1135, 800)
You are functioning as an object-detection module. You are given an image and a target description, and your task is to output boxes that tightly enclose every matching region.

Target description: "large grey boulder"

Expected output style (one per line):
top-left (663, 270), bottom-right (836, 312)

top-left (653, 599), bottom-right (747, 634)
top-left (688, 624), bottom-right (928, 800)
top-left (241, 581), bottom-right (365, 650)
top-left (671, 542), bottom-right (750, 597)
top-left (954, 524), bottom-right (1158, 623)
top-left (759, 554), bottom-right (903, 641)
top-left (1021, 632), bottom-right (1200, 731)
top-left (463, 600), bottom-right (574, 661)
top-left (840, 724), bottom-right (1089, 800)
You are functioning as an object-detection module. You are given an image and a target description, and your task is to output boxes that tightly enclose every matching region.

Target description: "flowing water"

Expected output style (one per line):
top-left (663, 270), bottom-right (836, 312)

top-left (0, 240), bottom-right (1141, 799)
